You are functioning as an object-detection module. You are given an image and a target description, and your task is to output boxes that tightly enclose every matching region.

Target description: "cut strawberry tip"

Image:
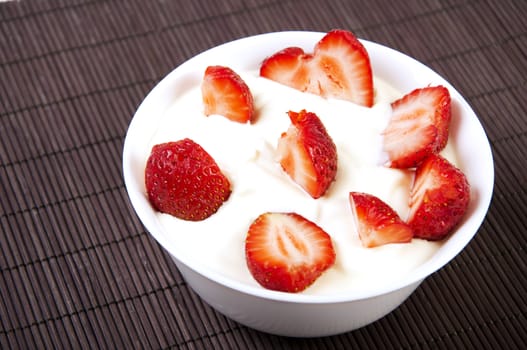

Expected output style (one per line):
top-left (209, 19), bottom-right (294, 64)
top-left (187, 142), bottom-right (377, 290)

top-left (349, 192), bottom-right (413, 248)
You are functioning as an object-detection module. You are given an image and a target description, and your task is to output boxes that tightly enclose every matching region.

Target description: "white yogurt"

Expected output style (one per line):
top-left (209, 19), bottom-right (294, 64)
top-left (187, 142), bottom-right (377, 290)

top-left (148, 73), bottom-right (447, 295)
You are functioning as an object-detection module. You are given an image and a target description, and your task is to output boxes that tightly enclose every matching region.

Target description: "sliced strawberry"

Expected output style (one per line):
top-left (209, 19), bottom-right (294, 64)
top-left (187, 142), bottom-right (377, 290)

top-left (277, 110), bottom-right (338, 199)
top-left (201, 65), bottom-right (254, 123)
top-left (349, 192), bottom-right (413, 248)
top-left (407, 154), bottom-right (470, 240)
top-left (259, 47), bottom-right (311, 92)
top-left (245, 212), bottom-right (336, 293)
top-left (383, 85), bottom-right (451, 168)
top-left (309, 29), bottom-right (373, 106)
top-left (145, 139), bottom-right (231, 221)
top-left (260, 29), bottom-right (374, 107)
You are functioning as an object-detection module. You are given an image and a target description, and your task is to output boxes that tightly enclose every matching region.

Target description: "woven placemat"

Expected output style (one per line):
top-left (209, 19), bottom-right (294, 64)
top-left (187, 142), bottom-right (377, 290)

top-left (1, 0), bottom-right (526, 348)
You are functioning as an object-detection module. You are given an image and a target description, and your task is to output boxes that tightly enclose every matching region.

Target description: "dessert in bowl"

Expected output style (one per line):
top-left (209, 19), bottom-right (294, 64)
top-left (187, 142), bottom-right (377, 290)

top-left (122, 30), bottom-right (494, 337)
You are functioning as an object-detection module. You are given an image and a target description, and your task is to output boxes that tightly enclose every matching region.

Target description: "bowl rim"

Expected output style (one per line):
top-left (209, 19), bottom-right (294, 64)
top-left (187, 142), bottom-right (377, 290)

top-left (122, 30), bottom-right (494, 304)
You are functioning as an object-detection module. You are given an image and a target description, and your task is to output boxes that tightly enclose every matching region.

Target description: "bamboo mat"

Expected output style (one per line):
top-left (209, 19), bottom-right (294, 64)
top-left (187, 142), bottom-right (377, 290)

top-left (1, 0), bottom-right (526, 348)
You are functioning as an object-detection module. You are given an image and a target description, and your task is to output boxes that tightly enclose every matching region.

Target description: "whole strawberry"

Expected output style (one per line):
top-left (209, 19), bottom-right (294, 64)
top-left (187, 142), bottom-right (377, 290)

top-left (145, 139), bottom-right (231, 221)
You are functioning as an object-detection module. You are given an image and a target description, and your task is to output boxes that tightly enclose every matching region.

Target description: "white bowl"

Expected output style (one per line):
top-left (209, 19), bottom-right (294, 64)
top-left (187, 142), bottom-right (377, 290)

top-left (122, 31), bottom-right (494, 337)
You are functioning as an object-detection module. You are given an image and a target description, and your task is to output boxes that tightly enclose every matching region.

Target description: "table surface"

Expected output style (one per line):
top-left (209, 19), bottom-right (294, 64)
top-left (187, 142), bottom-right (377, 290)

top-left (1, 0), bottom-right (526, 349)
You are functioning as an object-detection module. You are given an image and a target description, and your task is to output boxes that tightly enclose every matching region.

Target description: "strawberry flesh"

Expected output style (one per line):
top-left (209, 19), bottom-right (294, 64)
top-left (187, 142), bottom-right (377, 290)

top-left (202, 65), bottom-right (254, 123)
top-left (145, 139), bottom-right (231, 221)
top-left (260, 29), bottom-right (374, 107)
top-left (383, 85), bottom-right (451, 168)
top-left (245, 212), bottom-right (336, 293)
top-left (310, 29), bottom-right (373, 106)
top-left (407, 154), bottom-right (470, 240)
top-left (259, 47), bottom-right (311, 92)
top-left (277, 110), bottom-right (338, 199)
top-left (349, 192), bottom-right (413, 248)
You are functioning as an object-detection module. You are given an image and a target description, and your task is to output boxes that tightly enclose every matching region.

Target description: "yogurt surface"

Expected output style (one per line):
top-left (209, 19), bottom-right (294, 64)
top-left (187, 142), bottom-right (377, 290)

top-left (147, 72), bottom-right (448, 295)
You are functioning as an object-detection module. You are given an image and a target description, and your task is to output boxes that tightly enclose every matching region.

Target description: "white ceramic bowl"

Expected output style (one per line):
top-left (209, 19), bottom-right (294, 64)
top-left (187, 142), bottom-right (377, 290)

top-left (122, 31), bottom-right (494, 337)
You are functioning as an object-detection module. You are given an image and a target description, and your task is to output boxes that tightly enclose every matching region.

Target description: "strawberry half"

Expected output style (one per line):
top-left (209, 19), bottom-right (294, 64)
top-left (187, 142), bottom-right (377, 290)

top-left (145, 139), bottom-right (231, 221)
top-left (259, 47), bottom-right (311, 92)
top-left (310, 29), bottom-right (374, 106)
top-left (277, 110), bottom-right (338, 199)
top-left (245, 212), bottom-right (336, 293)
top-left (349, 192), bottom-right (413, 248)
top-left (260, 29), bottom-right (374, 107)
top-left (201, 65), bottom-right (254, 123)
top-left (383, 85), bottom-right (451, 168)
top-left (407, 154), bottom-right (470, 240)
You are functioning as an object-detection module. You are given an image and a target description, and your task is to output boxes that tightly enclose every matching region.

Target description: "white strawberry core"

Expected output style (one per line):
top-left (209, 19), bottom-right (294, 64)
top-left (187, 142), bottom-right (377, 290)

top-left (272, 215), bottom-right (312, 263)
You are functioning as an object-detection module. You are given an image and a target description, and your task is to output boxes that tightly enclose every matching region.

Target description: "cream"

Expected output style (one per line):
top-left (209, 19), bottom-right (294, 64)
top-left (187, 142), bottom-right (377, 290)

top-left (148, 73), bottom-right (446, 295)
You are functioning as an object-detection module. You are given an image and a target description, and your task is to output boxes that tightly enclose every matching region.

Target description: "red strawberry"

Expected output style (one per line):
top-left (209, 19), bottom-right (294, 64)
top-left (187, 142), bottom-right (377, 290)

top-left (310, 29), bottom-right (374, 106)
top-left (383, 85), bottom-right (451, 168)
top-left (277, 110), bottom-right (338, 199)
top-left (144, 139), bottom-right (231, 221)
top-left (201, 65), bottom-right (254, 123)
top-left (407, 154), bottom-right (470, 240)
top-left (259, 47), bottom-right (311, 92)
top-left (260, 29), bottom-right (374, 107)
top-left (245, 212), bottom-right (336, 293)
top-left (349, 192), bottom-right (413, 248)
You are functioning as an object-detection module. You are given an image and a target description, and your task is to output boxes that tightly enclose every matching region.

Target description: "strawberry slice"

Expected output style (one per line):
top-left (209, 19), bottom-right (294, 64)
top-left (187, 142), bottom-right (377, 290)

top-left (260, 29), bottom-right (374, 107)
top-left (310, 29), bottom-right (373, 106)
top-left (349, 192), bottom-right (413, 248)
top-left (259, 47), bottom-right (311, 92)
top-left (277, 110), bottom-right (338, 199)
top-left (245, 212), bottom-right (336, 293)
top-left (383, 85), bottom-right (451, 168)
top-left (407, 154), bottom-right (470, 240)
top-left (201, 65), bottom-right (254, 123)
top-left (145, 139), bottom-right (231, 221)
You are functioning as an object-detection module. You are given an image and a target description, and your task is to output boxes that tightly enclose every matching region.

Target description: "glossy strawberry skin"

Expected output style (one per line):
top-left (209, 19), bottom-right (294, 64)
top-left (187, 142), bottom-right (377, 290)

top-left (383, 86), bottom-right (451, 168)
top-left (277, 110), bottom-right (338, 199)
top-left (145, 139), bottom-right (231, 221)
top-left (245, 212), bottom-right (336, 293)
top-left (202, 65), bottom-right (254, 123)
top-left (349, 192), bottom-right (413, 248)
top-left (407, 154), bottom-right (470, 240)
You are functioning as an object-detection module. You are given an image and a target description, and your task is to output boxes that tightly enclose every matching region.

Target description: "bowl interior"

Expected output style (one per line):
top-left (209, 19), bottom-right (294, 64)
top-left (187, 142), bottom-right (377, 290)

top-left (122, 31), bottom-right (494, 303)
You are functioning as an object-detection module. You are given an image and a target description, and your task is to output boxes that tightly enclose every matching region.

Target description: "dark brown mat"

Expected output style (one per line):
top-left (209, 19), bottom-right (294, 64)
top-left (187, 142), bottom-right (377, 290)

top-left (1, 0), bottom-right (526, 348)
